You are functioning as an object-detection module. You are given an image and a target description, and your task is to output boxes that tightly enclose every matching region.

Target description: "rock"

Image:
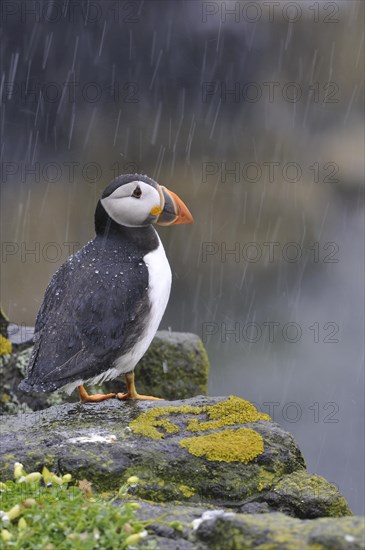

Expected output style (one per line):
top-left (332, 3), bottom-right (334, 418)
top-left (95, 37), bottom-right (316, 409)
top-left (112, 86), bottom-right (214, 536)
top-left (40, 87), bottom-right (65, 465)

top-left (0, 331), bottom-right (209, 413)
top-left (0, 350), bottom-right (60, 414)
top-left (0, 394), bottom-right (346, 519)
top-left (7, 323), bottom-right (34, 351)
top-left (191, 511), bottom-right (365, 550)
top-left (0, 352), bottom-right (33, 415)
top-left (1, 394), bottom-right (359, 547)
top-left (110, 500), bottom-right (361, 549)
top-left (119, 499), bottom-right (211, 548)
top-left (247, 470), bottom-right (351, 519)
top-left (0, 395), bottom-right (301, 502)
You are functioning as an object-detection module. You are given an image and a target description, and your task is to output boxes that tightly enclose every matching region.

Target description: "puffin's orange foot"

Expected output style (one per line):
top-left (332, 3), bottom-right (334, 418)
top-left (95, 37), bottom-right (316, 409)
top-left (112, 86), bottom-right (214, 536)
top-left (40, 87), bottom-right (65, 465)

top-left (116, 392), bottom-right (162, 401)
top-left (78, 385), bottom-right (116, 403)
top-left (117, 371), bottom-right (163, 401)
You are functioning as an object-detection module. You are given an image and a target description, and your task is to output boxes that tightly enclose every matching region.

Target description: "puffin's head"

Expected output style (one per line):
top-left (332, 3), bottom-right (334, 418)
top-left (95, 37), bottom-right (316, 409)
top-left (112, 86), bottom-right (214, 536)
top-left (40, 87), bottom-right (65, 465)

top-left (98, 174), bottom-right (193, 228)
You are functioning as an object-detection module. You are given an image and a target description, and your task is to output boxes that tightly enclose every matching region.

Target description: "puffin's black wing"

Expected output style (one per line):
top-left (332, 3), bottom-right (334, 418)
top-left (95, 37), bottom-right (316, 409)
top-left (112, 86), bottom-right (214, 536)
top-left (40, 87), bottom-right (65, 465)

top-left (19, 242), bottom-right (149, 392)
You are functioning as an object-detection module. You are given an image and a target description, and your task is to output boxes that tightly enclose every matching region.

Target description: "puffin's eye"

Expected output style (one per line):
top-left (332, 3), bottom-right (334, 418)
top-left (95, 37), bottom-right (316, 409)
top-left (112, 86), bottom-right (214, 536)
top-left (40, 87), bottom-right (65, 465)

top-left (132, 185), bottom-right (142, 199)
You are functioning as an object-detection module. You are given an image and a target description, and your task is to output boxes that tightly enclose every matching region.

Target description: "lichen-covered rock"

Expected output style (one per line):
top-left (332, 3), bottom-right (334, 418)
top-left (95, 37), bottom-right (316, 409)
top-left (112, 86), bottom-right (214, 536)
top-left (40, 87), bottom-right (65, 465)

top-left (0, 394), bottom-right (354, 523)
top-left (0, 396), bottom-right (307, 508)
top-left (0, 331), bottom-right (209, 413)
top-left (192, 511), bottom-right (365, 550)
top-left (119, 499), bottom-right (212, 548)
top-left (247, 471), bottom-right (351, 519)
top-left (111, 499), bottom-right (361, 549)
top-left (0, 349), bottom-right (64, 413)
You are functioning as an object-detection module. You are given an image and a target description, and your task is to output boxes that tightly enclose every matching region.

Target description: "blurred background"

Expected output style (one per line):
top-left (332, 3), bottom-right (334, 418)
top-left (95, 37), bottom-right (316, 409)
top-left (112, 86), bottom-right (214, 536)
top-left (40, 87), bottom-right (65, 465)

top-left (1, 0), bottom-right (364, 513)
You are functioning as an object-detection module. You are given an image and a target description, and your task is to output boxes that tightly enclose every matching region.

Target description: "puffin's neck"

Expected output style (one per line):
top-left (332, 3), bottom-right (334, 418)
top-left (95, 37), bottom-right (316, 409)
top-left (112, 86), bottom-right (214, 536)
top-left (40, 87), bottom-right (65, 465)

top-left (94, 200), bottom-right (159, 252)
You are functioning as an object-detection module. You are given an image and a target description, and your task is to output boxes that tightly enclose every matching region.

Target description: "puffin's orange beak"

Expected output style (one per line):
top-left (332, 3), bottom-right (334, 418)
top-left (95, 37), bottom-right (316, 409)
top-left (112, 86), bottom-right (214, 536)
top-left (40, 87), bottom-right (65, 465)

top-left (156, 186), bottom-right (194, 226)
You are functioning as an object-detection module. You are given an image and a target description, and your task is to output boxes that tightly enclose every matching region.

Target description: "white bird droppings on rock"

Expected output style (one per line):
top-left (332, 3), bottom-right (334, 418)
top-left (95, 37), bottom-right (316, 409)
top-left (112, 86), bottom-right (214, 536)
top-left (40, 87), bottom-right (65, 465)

top-left (68, 434), bottom-right (117, 444)
top-left (192, 510), bottom-right (235, 530)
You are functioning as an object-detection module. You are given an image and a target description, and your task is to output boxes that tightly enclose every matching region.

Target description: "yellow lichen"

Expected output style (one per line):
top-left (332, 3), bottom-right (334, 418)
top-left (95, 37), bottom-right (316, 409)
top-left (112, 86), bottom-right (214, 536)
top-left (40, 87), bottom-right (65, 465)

top-left (0, 335), bottom-right (12, 356)
top-left (129, 396), bottom-right (270, 463)
top-left (154, 418), bottom-right (179, 435)
top-left (179, 428), bottom-right (264, 463)
top-left (178, 484), bottom-right (195, 498)
top-left (130, 396), bottom-right (270, 440)
top-left (187, 396), bottom-right (270, 432)
top-left (129, 404), bottom-right (200, 440)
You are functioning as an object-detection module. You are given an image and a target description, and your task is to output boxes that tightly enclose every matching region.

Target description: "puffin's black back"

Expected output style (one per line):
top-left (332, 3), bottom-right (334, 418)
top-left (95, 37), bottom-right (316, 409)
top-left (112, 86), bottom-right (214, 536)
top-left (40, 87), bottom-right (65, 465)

top-left (19, 217), bottom-right (159, 393)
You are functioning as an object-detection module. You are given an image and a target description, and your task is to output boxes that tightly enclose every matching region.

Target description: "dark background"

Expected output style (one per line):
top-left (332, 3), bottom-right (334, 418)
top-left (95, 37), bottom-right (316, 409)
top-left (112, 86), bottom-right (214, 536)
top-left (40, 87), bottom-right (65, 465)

top-left (1, 0), bottom-right (364, 513)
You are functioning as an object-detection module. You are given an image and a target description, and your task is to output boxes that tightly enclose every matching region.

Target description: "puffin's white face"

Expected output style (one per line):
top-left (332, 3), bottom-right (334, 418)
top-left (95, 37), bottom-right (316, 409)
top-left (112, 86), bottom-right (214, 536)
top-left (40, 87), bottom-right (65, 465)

top-left (101, 181), bottom-right (162, 227)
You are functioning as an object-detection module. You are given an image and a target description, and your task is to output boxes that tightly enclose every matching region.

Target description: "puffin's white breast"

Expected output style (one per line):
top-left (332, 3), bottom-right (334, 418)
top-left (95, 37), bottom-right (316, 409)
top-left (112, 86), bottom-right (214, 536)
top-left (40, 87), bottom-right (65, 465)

top-left (102, 231), bottom-right (171, 379)
top-left (137, 232), bottom-right (172, 359)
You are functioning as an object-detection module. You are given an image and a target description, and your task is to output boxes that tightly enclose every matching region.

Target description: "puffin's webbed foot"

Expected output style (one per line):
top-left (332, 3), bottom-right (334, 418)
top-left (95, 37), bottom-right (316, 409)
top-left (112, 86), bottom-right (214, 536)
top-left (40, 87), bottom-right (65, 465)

top-left (78, 385), bottom-right (116, 403)
top-left (116, 371), bottom-right (162, 401)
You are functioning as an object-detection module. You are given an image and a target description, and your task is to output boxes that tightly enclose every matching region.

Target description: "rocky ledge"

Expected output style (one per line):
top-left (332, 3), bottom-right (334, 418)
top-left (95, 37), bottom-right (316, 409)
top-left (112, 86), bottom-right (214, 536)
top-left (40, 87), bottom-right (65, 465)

top-left (1, 394), bottom-right (363, 549)
top-left (0, 331), bottom-right (209, 413)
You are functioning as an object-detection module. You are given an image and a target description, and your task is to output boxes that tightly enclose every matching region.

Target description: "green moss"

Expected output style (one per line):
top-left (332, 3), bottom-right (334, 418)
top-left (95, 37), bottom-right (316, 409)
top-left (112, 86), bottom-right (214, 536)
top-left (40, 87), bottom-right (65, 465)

top-left (3, 455), bottom-right (16, 461)
top-left (126, 478), bottom-right (184, 503)
top-left (272, 472), bottom-right (352, 518)
top-left (179, 428), bottom-right (264, 464)
top-left (120, 466), bottom-right (196, 503)
top-left (192, 512), bottom-right (365, 550)
top-left (256, 469), bottom-right (276, 492)
top-left (25, 450), bottom-right (55, 465)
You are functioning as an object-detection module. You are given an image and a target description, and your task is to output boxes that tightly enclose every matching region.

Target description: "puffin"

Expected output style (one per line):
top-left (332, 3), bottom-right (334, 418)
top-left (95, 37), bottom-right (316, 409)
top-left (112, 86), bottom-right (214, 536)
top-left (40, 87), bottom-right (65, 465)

top-left (18, 174), bottom-right (193, 402)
